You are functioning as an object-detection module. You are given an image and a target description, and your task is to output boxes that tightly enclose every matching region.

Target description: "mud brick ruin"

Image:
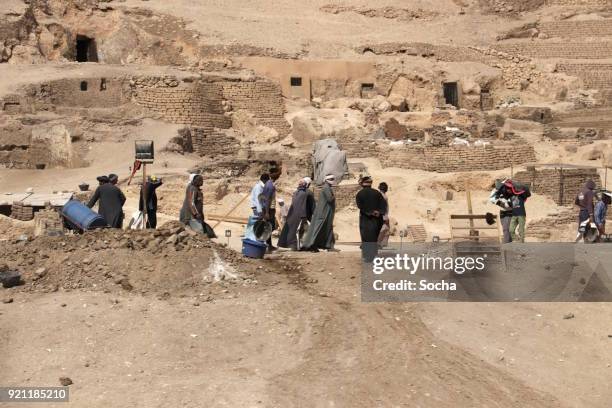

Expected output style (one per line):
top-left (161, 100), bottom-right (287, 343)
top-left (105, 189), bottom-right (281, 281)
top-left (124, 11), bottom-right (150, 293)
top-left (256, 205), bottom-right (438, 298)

top-left (514, 166), bottom-right (602, 206)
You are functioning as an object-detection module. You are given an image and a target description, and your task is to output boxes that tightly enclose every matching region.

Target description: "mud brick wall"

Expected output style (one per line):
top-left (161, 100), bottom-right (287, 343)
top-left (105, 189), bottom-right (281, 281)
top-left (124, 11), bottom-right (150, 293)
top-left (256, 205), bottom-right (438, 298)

top-left (222, 81), bottom-right (290, 136)
top-left (190, 128), bottom-right (240, 158)
top-left (379, 143), bottom-right (536, 173)
top-left (313, 183), bottom-right (361, 210)
top-left (342, 141), bottom-right (379, 159)
top-left (47, 78), bottom-right (128, 108)
top-left (494, 42), bottom-right (612, 59)
top-left (34, 208), bottom-right (64, 236)
top-left (135, 84), bottom-right (232, 129)
top-left (0, 121), bottom-right (32, 169)
top-left (538, 20), bottom-right (612, 38)
top-left (513, 168), bottom-right (601, 206)
top-left (546, 0), bottom-right (611, 5)
top-left (556, 63), bottom-right (612, 89)
top-left (553, 107), bottom-right (612, 126)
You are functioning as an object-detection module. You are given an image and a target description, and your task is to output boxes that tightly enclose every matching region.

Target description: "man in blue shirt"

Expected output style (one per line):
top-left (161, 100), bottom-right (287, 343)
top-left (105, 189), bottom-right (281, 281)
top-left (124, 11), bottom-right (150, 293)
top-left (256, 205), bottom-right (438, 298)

top-left (595, 191), bottom-right (611, 237)
top-left (250, 173), bottom-right (269, 217)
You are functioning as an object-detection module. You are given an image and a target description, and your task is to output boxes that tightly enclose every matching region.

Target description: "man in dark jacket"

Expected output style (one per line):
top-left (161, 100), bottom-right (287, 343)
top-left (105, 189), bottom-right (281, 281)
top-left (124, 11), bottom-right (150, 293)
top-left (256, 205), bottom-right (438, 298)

top-left (356, 176), bottom-right (386, 262)
top-left (576, 179), bottom-right (597, 225)
top-left (139, 175), bottom-right (163, 229)
top-left (87, 173), bottom-right (126, 228)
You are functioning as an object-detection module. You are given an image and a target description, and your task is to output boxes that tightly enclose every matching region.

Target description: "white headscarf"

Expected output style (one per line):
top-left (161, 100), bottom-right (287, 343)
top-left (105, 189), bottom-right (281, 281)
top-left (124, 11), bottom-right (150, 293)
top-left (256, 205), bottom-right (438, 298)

top-left (302, 177), bottom-right (312, 188)
top-left (187, 173), bottom-right (196, 186)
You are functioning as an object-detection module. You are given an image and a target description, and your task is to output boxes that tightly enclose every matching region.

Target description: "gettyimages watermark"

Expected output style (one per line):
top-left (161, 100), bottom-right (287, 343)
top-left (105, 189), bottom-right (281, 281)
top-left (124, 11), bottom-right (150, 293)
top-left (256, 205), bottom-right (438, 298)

top-left (360, 243), bottom-right (612, 302)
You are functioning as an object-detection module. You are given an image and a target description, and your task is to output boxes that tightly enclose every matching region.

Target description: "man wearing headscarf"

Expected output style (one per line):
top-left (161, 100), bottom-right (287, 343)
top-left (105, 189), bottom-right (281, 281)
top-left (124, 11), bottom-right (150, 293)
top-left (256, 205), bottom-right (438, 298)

top-left (87, 173), bottom-right (126, 228)
top-left (356, 176), bottom-right (386, 262)
top-left (278, 177), bottom-right (316, 250)
top-left (301, 174), bottom-right (336, 252)
top-left (576, 179), bottom-right (597, 226)
top-left (96, 175), bottom-right (109, 186)
top-left (139, 175), bottom-right (163, 229)
top-left (180, 174), bottom-right (216, 238)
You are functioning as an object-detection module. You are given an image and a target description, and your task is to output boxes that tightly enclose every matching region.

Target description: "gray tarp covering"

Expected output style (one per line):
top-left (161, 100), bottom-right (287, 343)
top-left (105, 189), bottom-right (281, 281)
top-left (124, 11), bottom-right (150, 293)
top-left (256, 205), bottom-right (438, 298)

top-left (312, 139), bottom-right (349, 186)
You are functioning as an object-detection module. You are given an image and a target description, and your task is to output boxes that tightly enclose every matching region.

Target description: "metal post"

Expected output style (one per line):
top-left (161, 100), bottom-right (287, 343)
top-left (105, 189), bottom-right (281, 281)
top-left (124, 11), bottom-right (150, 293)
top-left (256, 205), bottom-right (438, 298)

top-left (142, 163), bottom-right (147, 229)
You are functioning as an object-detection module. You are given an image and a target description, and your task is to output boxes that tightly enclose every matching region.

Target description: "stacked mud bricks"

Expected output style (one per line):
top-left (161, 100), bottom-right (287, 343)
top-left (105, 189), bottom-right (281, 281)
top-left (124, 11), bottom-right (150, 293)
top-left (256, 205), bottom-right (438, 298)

top-left (135, 80), bottom-right (289, 137)
top-left (34, 206), bottom-right (64, 236)
top-left (557, 63), bottom-right (612, 94)
top-left (190, 128), bottom-right (240, 158)
top-left (10, 201), bottom-right (34, 221)
top-left (494, 42), bottom-right (612, 59)
top-left (513, 167), bottom-right (602, 206)
top-left (546, 0), bottom-right (610, 5)
top-left (313, 183), bottom-right (361, 210)
top-left (136, 84), bottom-right (231, 130)
top-left (379, 144), bottom-right (537, 172)
top-left (222, 81), bottom-right (290, 136)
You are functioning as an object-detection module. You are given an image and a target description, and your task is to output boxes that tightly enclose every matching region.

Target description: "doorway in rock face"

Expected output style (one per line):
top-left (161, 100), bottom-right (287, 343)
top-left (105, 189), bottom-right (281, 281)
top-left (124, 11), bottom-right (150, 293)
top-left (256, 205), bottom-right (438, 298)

top-left (76, 35), bottom-right (98, 62)
top-left (443, 82), bottom-right (459, 108)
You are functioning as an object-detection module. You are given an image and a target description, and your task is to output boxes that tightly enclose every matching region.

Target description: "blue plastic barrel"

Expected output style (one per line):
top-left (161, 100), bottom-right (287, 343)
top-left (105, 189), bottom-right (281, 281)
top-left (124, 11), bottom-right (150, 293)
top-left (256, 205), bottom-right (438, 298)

top-left (242, 238), bottom-right (267, 259)
top-left (61, 200), bottom-right (108, 231)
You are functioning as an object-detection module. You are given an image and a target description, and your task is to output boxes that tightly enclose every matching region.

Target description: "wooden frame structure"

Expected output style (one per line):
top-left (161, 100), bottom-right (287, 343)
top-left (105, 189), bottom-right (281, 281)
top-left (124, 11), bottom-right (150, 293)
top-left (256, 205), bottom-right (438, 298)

top-left (449, 213), bottom-right (506, 266)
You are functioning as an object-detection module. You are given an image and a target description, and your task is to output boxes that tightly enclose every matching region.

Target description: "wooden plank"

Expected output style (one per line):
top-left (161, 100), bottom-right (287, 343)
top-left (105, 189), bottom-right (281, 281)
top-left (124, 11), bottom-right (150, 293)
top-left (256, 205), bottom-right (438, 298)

top-left (0, 193), bottom-right (32, 206)
top-left (451, 226), bottom-right (499, 230)
top-left (22, 193), bottom-right (73, 207)
top-left (207, 214), bottom-right (249, 224)
top-left (450, 214), bottom-right (488, 220)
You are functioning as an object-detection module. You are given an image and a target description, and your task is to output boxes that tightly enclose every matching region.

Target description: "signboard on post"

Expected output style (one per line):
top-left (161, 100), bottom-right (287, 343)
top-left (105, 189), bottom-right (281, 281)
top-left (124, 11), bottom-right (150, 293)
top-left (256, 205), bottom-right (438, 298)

top-left (135, 140), bottom-right (154, 229)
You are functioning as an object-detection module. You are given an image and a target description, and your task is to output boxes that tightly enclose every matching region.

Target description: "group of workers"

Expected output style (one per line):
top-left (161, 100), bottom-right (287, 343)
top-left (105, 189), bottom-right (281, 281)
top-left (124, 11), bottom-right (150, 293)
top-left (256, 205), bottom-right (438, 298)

top-left (491, 178), bottom-right (611, 243)
top-left (86, 169), bottom-right (609, 249)
top-left (87, 173), bottom-right (162, 230)
top-left (248, 169), bottom-right (391, 261)
top-left (575, 179), bottom-right (611, 241)
top-left (250, 170), bottom-right (339, 253)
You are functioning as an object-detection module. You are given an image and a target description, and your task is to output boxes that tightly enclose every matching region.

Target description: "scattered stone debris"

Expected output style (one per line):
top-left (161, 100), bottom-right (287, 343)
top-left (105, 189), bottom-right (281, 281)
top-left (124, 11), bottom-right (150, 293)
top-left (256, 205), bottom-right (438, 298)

top-left (59, 377), bottom-right (73, 386)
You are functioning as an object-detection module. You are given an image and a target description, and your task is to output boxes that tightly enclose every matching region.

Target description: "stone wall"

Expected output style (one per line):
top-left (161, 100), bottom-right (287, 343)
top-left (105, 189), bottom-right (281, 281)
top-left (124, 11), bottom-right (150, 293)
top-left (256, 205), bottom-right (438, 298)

top-left (494, 42), bottom-right (612, 59)
top-left (379, 143), bottom-right (536, 172)
top-left (513, 167), bottom-right (601, 206)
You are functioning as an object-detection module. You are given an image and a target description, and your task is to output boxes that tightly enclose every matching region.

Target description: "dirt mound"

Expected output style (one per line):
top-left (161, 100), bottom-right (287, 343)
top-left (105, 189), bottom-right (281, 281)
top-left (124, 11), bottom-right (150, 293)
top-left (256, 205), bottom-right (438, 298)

top-left (0, 214), bottom-right (34, 240)
top-left (0, 221), bottom-right (264, 296)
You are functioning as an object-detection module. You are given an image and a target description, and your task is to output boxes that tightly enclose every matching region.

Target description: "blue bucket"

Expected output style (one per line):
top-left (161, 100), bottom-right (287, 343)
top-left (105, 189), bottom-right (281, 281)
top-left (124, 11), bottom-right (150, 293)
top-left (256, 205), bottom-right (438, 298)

top-left (242, 238), bottom-right (267, 259)
top-left (61, 200), bottom-right (108, 231)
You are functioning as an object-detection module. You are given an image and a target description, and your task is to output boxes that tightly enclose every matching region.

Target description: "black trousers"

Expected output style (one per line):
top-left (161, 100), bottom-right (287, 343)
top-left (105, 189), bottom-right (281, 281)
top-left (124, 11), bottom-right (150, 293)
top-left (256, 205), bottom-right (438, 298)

top-left (266, 209), bottom-right (276, 247)
top-left (146, 209), bottom-right (157, 229)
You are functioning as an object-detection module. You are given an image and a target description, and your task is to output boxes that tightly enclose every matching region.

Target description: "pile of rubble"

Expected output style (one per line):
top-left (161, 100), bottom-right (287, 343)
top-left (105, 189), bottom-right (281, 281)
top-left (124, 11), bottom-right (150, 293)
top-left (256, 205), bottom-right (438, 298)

top-left (0, 221), bottom-right (263, 295)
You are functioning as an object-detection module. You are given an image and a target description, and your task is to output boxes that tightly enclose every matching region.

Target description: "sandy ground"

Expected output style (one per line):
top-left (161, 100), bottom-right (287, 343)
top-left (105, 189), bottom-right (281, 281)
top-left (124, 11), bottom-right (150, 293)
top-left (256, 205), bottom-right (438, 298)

top-left (118, 0), bottom-right (520, 57)
top-left (2, 251), bottom-right (611, 407)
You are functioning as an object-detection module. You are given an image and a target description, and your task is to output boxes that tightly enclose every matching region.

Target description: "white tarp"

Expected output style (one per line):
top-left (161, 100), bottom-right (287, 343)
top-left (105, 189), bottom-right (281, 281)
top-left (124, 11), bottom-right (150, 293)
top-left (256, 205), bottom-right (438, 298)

top-left (312, 139), bottom-right (348, 186)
